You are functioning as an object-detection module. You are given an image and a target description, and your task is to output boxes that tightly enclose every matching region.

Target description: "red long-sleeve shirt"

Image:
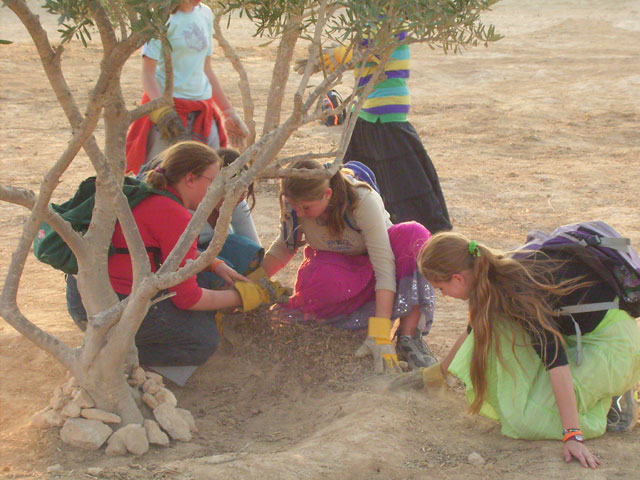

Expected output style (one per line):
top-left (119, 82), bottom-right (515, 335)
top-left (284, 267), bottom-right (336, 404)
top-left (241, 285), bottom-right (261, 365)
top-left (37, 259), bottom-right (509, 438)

top-left (108, 187), bottom-right (203, 309)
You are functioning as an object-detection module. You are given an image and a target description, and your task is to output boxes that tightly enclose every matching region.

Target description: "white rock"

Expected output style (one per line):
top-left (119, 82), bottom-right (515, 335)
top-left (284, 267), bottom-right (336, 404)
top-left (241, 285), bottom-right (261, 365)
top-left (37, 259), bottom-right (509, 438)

top-left (142, 392), bottom-right (159, 410)
top-left (142, 379), bottom-right (161, 395)
top-left (81, 408), bottom-right (121, 424)
top-left (52, 385), bottom-right (63, 399)
top-left (61, 401), bottom-right (81, 418)
top-left (154, 387), bottom-right (177, 407)
top-left (131, 367), bottom-right (147, 386)
top-left (153, 403), bottom-right (191, 442)
top-left (62, 377), bottom-right (78, 396)
top-left (31, 408), bottom-right (65, 428)
top-left (105, 432), bottom-right (127, 456)
top-left (468, 452), bottom-right (486, 466)
top-left (49, 396), bottom-right (70, 411)
top-left (108, 424), bottom-right (149, 456)
top-left (87, 467), bottom-right (103, 475)
top-left (49, 386), bottom-right (70, 410)
top-left (60, 418), bottom-right (112, 450)
top-left (204, 452), bottom-right (248, 464)
top-left (144, 419), bottom-right (170, 446)
top-left (176, 408), bottom-right (197, 433)
top-left (46, 464), bottom-right (63, 473)
top-left (145, 371), bottom-right (164, 384)
top-left (72, 388), bottom-right (95, 409)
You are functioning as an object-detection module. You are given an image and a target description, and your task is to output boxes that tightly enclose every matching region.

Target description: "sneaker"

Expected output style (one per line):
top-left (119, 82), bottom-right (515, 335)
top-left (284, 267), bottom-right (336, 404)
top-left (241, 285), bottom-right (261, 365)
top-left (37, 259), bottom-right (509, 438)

top-left (396, 330), bottom-right (438, 370)
top-left (606, 389), bottom-right (639, 432)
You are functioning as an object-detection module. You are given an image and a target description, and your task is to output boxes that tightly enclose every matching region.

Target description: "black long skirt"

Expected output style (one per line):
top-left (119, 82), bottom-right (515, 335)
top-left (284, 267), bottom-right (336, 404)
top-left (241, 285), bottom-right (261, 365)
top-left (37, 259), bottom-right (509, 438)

top-left (344, 118), bottom-right (452, 234)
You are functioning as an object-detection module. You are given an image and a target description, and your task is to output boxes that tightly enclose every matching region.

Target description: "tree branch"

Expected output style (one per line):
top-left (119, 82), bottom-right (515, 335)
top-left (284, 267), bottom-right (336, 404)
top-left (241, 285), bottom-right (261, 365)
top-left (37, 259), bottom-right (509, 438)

top-left (106, 0), bottom-right (129, 41)
top-left (90, 1), bottom-right (118, 55)
top-left (0, 305), bottom-right (76, 370)
top-left (261, 150), bottom-right (341, 176)
top-left (213, 11), bottom-right (256, 147)
top-left (0, 185), bottom-right (36, 209)
top-left (261, 14), bottom-right (302, 135)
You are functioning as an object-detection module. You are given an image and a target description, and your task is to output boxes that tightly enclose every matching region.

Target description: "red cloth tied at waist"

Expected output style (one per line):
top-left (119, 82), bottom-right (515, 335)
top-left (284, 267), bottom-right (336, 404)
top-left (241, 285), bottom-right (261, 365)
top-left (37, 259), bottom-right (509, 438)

top-left (125, 93), bottom-right (227, 174)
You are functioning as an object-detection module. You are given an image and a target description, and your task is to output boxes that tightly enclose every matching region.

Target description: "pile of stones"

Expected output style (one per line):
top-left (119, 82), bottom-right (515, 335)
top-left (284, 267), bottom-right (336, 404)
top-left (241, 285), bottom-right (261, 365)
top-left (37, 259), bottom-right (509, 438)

top-left (30, 366), bottom-right (196, 456)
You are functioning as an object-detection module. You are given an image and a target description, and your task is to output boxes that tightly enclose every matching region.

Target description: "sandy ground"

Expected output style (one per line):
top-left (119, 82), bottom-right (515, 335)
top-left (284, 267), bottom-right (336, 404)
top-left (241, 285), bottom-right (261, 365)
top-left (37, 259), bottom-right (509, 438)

top-left (1, 0), bottom-right (640, 478)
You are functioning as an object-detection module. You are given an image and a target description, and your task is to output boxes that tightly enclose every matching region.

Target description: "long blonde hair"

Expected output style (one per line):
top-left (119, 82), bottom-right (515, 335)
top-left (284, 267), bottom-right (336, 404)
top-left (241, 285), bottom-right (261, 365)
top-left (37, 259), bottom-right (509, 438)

top-left (281, 159), bottom-right (370, 236)
top-left (418, 232), bottom-right (593, 414)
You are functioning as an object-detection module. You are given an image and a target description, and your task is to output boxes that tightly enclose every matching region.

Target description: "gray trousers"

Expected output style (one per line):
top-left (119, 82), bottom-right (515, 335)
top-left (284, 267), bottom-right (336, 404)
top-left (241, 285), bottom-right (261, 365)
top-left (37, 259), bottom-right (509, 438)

top-left (66, 275), bottom-right (219, 366)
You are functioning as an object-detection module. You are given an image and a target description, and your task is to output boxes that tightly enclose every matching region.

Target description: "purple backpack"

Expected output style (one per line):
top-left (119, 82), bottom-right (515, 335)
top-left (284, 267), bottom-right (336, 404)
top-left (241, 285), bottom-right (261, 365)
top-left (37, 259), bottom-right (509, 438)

top-left (521, 220), bottom-right (640, 318)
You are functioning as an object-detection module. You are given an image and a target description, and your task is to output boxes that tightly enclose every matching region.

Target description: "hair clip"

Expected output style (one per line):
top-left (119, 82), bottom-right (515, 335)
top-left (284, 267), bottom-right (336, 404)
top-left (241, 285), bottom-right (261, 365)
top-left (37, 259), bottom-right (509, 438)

top-left (468, 241), bottom-right (481, 258)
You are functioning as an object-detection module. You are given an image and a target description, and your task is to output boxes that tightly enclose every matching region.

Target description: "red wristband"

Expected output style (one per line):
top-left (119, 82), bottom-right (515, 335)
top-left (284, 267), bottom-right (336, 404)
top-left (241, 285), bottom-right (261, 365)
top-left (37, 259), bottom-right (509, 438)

top-left (562, 429), bottom-right (584, 443)
top-left (210, 258), bottom-right (224, 272)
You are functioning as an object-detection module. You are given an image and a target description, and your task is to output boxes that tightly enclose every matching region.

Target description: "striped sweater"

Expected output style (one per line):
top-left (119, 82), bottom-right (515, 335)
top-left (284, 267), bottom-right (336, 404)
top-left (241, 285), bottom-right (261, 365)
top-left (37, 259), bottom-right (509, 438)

top-left (355, 31), bottom-right (410, 123)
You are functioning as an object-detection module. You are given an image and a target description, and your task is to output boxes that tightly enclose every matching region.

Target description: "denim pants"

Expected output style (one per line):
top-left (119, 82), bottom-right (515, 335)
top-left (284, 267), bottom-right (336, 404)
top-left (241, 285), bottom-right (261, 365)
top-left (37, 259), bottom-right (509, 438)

top-left (65, 233), bottom-right (262, 365)
top-left (66, 274), bottom-right (219, 366)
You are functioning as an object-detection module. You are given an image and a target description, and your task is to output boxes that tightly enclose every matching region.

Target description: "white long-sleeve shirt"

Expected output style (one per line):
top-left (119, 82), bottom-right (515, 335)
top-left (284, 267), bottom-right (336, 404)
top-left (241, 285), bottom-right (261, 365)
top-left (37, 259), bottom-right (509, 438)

top-left (266, 187), bottom-right (396, 291)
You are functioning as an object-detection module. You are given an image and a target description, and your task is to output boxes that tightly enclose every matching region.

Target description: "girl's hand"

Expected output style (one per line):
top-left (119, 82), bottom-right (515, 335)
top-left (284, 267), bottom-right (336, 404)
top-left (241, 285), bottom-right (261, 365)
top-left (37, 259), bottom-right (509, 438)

top-left (222, 108), bottom-right (249, 148)
top-left (563, 440), bottom-right (600, 469)
top-left (214, 261), bottom-right (250, 286)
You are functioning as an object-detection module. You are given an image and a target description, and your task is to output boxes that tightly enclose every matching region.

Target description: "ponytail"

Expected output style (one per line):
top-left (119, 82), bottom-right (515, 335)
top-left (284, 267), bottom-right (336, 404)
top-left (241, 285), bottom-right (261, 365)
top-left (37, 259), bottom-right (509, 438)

top-left (419, 232), bottom-right (592, 414)
top-left (145, 140), bottom-right (220, 190)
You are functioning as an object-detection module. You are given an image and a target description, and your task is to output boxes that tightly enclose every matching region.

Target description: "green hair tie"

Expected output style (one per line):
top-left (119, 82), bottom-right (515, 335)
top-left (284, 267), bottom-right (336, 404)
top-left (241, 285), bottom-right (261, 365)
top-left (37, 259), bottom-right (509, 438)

top-left (468, 241), bottom-right (481, 258)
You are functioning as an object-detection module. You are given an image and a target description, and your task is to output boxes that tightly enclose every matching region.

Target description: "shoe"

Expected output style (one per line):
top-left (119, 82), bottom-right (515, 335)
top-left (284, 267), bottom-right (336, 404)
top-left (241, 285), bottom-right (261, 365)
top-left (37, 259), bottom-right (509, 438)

top-left (606, 389), bottom-right (639, 432)
top-left (396, 330), bottom-right (438, 370)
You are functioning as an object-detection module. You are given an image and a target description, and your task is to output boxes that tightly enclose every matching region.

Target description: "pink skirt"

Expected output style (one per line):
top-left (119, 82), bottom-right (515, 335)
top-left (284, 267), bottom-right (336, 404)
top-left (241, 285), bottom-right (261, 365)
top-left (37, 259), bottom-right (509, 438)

top-left (273, 222), bottom-right (436, 331)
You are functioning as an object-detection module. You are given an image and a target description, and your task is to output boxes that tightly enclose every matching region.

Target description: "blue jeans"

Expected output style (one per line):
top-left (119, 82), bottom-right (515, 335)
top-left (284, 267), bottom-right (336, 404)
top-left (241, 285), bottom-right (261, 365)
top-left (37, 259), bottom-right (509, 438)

top-left (66, 233), bottom-right (262, 366)
top-left (66, 274), bottom-right (219, 366)
top-left (197, 233), bottom-right (264, 289)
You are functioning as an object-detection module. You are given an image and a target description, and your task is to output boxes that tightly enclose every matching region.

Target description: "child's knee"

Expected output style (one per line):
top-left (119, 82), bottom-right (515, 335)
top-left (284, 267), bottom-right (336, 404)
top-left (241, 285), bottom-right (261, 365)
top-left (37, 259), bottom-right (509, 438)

top-left (190, 319), bottom-right (220, 365)
top-left (191, 333), bottom-right (219, 365)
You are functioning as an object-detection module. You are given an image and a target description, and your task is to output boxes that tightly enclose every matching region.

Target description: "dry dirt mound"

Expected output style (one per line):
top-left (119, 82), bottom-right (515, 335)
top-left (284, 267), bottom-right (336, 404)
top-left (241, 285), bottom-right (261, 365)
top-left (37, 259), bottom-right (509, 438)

top-left (2, 312), bottom-right (639, 479)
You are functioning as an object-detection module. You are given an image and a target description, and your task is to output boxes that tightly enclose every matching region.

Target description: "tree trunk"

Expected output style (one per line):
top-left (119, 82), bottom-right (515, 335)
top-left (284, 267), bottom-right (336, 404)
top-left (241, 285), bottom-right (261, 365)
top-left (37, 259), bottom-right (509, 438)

top-left (76, 342), bottom-right (144, 426)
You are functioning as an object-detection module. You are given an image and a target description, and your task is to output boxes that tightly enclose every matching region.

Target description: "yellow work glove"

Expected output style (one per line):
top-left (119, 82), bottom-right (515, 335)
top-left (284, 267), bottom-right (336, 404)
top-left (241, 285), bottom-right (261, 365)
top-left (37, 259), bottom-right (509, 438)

top-left (388, 362), bottom-right (446, 391)
top-left (149, 105), bottom-right (188, 143)
top-left (246, 266), bottom-right (268, 282)
top-left (293, 45), bottom-right (354, 75)
top-left (322, 45), bottom-right (353, 72)
top-left (148, 105), bottom-right (173, 124)
top-left (214, 311), bottom-right (226, 338)
top-left (233, 277), bottom-right (292, 312)
top-left (421, 362), bottom-right (446, 387)
top-left (355, 317), bottom-right (400, 374)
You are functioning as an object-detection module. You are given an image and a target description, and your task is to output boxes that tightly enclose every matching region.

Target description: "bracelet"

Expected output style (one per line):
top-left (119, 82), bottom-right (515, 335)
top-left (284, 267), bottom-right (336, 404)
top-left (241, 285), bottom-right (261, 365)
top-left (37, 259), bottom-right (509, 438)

top-left (562, 429), bottom-right (583, 443)
top-left (210, 258), bottom-right (224, 272)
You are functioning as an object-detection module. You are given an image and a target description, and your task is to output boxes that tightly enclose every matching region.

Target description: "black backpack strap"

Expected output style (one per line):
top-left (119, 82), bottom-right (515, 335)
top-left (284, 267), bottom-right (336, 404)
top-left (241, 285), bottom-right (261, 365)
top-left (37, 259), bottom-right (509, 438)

top-left (282, 200), bottom-right (303, 251)
top-left (111, 184), bottom-right (181, 269)
top-left (111, 246), bottom-right (163, 270)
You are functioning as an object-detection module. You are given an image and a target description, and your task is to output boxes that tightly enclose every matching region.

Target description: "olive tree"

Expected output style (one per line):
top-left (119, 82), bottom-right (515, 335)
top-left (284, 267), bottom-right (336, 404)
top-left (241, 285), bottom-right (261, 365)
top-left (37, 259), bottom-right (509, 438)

top-left (0, 0), bottom-right (500, 433)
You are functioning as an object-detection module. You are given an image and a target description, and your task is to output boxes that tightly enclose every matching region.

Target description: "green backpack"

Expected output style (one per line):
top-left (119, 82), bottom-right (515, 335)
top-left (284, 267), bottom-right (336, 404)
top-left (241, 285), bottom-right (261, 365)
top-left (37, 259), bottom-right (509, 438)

top-left (33, 176), bottom-right (180, 275)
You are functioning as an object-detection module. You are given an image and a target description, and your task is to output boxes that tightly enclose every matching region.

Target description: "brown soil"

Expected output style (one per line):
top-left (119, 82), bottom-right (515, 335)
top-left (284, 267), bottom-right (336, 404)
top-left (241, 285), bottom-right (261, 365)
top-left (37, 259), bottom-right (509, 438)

top-left (1, 1), bottom-right (639, 478)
